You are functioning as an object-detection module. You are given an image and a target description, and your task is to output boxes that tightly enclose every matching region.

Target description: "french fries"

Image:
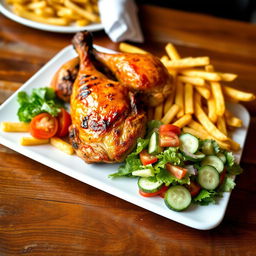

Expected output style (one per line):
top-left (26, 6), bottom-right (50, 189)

top-left (119, 43), bottom-right (147, 54)
top-left (161, 104), bottom-right (180, 124)
top-left (223, 86), bottom-right (255, 102)
top-left (210, 81), bottom-right (225, 116)
top-left (165, 43), bottom-right (180, 60)
top-left (1, 122), bottom-right (29, 132)
top-left (8, 0), bottom-right (100, 26)
top-left (184, 83), bottom-right (194, 114)
top-left (172, 114), bottom-right (192, 128)
top-left (20, 137), bottom-right (49, 146)
top-left (165, 57), bottom-right (210, 69)
top-left (175, 80), bottom-right (184, 118)
top-left (50, 137), bottom-right (74, 155)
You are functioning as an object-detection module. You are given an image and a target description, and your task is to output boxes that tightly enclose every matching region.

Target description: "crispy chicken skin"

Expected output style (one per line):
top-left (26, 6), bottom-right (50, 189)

top-left (70, 32), bottom-right (146, 163)
top-left (93, 50), bottom-right (173, 106)
top-left (51, 57), bottom-right (79, 102)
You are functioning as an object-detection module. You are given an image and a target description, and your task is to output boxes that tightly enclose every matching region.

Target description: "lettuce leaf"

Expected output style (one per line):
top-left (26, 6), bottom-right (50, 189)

top-left (17, 87), bottom-right (64, 122)
top-left (109, 137), bottom-right (149, 177)
top-left (219, 175), bottom-right (236, 192)
top-left (193, 189), bottom-right (221, 205)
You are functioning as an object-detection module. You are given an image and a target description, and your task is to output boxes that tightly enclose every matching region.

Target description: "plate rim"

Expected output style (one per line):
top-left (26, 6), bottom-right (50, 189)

top-left (0, 45), bottom-right (250, 230)
top-left (0, 1), bottom-right (103, 33)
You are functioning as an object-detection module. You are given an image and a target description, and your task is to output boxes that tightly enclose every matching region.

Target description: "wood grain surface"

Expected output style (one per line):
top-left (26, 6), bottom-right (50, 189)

top-left (0, 5), bottom-right (256, 256)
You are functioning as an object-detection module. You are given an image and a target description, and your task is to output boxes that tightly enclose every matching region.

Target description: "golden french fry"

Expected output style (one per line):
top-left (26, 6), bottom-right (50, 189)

top-left (210, 81), bottom-right (225, 116)
top-left (224, 110), bottom-right (243, 127)
top-left (195, 86), bottom-right (211, 99)
top-left (20, 137), bottom-right (49, 146)
top-left (223, 86), bottom-right (255, 102)
top-left (13, 4), bottom-right (69, 25)
top-left (164, 91), bottom-right (175, 114)
top-left (27, 1), bottom-right (46, 9)
top-left (207, 96), bottom-right (218, 123)
top-left (175, 81), bottom-right (184, 118)
top-left (166, 57), bottom-right (210, 69)
top-left (64, 0), bottom-right (99, 22)
top-left (218, 73), bottom-right (237, 82)
top-left (180, 69), bottom-right (222, 81)
top-left (75, 19), bottom-right (90, 26)
top-left (161, 104), bottom-right (180, 124)
top-left (172, 114), bottom-right (192, 128)
top-left (165, 43), bottom-right (180, 60)
top-left (167, 69), bottom-right (177, 78)
top-left (217, 116), bottom-right (227, 135)
top-left (119, 43), bottom-right (147, 54)
top-left (154, 103), bottom-right (164, 121)
top-left (50, 137), bottom-right (74, 155)
top-left (160, 55), bottom-right (169, 66)
top-left (184, 83), bottom-right (194, 114)
top-left (177, 75), bottom-right (205, 86)
top-left (1, 122), bottom-right (30, 132)
top-left (194, 97), bottom-right (228, 141)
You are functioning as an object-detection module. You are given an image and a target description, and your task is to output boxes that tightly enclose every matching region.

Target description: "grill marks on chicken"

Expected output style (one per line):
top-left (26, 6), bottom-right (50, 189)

top-left (70, 32), bottom-right (146, 163)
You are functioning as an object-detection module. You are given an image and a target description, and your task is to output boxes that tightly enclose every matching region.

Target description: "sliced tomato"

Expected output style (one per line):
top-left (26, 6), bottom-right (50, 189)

top-left (159, 124), bottom-right (181, 135)
top-left (139, 185), bottom-right (169, 197)
top-left (220, 169), bottom-right (227, 185)
top-left (166, 163), bottom-right (187, 180)
top-left (56, 108), bottom-right (72, 137)
top-left (187, 181), bottom-right (201, 197)
top-left (140, 150), bottom-right (158, 165)
top-left (29, 113), bottom-right (58, 139)
top-left (159, 131), bottom-right (180, 147)
top-left (159, 186), bottom-right (169, 198)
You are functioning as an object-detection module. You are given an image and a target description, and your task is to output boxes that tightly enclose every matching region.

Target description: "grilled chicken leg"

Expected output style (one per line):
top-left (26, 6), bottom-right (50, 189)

top-left (93, 50), bottom-right (173, 106)
top-left (70, 32), bottom-right (146, 163)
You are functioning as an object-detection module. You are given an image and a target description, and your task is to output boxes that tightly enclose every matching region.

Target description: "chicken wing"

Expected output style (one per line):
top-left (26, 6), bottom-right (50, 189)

top-left (70, 32), bottom-right (146, 163)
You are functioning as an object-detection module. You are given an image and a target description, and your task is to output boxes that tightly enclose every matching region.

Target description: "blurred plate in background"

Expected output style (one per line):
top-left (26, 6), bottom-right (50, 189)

top-left (0, 0), bottom-right (103, 33)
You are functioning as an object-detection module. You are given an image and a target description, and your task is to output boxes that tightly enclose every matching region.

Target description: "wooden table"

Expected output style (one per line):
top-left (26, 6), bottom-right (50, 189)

top-left (1, 5), bottom-right (256, 255)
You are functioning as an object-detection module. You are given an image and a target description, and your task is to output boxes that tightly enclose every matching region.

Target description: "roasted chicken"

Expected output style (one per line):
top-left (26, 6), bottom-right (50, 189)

top-left (70, 32), bottom-right (146, 163)
top-left (51, 38), bottom-right (173, 106)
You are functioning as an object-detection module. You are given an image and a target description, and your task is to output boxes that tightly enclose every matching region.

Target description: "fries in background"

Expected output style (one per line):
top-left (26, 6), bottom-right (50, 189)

top-left (7, 0), bottom-right (100, 26)
top-left (119, 42), bottom-right (256, 152)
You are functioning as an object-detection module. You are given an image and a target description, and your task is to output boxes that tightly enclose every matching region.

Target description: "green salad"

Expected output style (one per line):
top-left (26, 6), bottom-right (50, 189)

top-left (110, 121), bottom-right (243, 212)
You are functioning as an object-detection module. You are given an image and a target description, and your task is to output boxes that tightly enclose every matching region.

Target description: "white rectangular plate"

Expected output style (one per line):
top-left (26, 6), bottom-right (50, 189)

top-left (0, 45), bottom-right (250, 230)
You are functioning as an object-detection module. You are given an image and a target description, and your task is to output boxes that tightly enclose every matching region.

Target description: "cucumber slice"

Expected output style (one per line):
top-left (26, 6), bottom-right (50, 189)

top-left (138, 177), bottom-right (163, 193)
top-left (183, 151), bottom-right (205, 161)
top-left (179, 133), bottom-right (199, 154)
top-left (201, 155), bottom-right (224, 173)
top-left (198, 165), bottom-right (220, 190)
top-left (164, 185), bottom-right (192, 211)
top-left (201, 140), bottom-right (214, 155)
top-left (132, 169), bottom-right (154, 177)
top-left (216, 152), bottom-right (226, 163)
top-left (148, 132), bottom-right (162, 155)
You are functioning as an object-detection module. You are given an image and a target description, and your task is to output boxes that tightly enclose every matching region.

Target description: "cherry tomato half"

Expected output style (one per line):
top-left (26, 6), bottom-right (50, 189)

top-left (139, 185), bottom-right (169, 197)
top-left (187, 181), bottom-right (201, 197)
top-left (56, 108), bottom-right (72, 137)
top-left (159, 131), bottom-right (180, 147)
top-left (166, 163), bottom-right (187, 180)
top-left (140, 150), bottom-right (158, 165)
top-left (29, 113), bottom-right (58, 139)
top-left (159, 124), bottom-right (181, 135)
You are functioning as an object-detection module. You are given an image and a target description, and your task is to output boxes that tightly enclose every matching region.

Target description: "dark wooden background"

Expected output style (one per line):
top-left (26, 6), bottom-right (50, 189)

top-left (0, 5), bottom-right (256, 256)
